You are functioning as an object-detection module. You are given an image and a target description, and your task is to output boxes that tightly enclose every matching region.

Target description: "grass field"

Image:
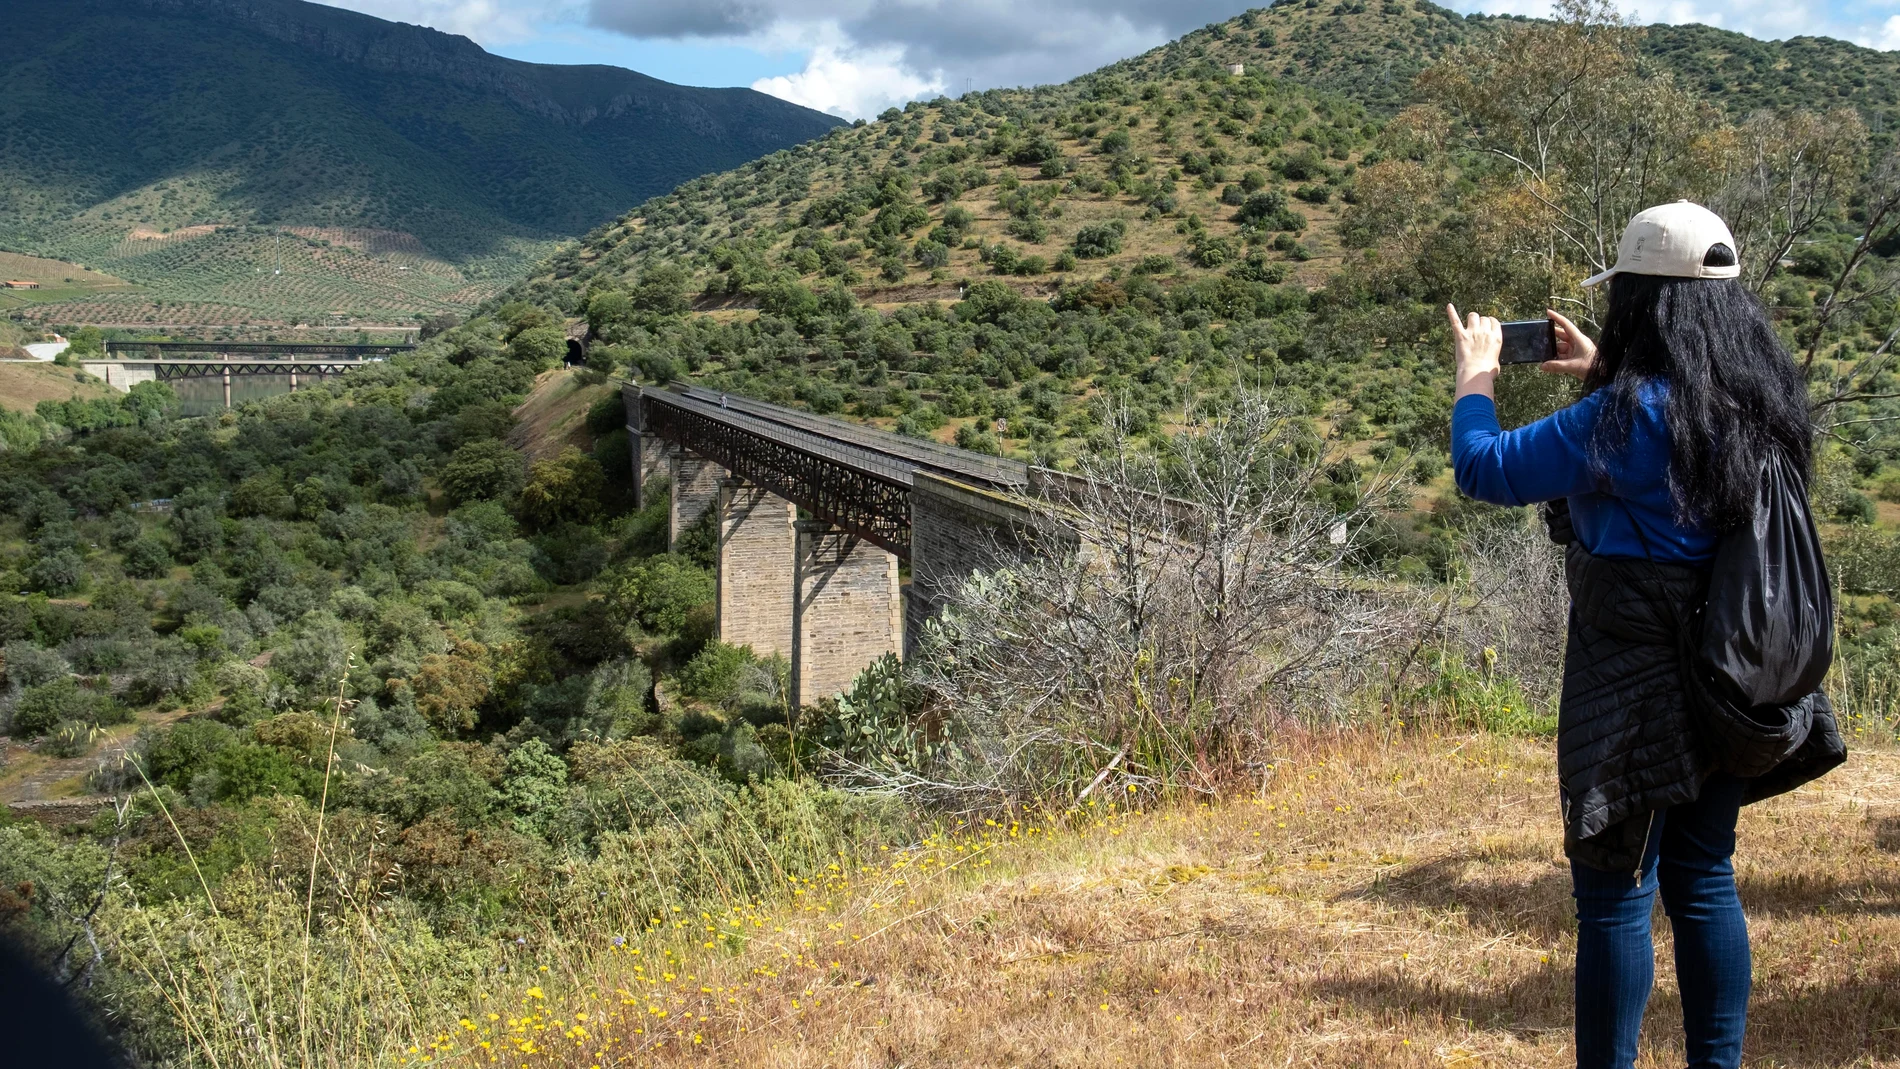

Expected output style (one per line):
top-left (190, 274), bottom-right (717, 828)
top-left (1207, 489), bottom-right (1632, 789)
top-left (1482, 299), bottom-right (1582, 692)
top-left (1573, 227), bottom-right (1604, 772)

top-left (345, 730), bottom-right (1896, 1069)
top-left (0, 360), bottom-right (111, 412)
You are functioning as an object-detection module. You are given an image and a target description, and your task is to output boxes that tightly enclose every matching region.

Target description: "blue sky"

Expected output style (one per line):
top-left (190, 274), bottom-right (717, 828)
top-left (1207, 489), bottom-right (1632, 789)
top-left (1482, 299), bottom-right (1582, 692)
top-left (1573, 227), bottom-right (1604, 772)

top-left (321, 0), bottom-right (1900, 120)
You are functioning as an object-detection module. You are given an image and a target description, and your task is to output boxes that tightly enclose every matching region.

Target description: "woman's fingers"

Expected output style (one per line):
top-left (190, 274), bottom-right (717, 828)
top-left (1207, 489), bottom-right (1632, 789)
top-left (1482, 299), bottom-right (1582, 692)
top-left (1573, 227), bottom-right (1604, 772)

top-left (1446, 303), bottom-right (1465, 338)
top-left (1542, 308), bottom-right (1596, 381)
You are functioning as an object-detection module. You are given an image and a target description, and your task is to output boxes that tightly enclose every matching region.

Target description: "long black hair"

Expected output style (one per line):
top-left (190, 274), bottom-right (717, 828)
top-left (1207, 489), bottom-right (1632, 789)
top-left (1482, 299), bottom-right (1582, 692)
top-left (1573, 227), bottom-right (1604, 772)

top-left (1584, 244), bottom-right (1811, 533)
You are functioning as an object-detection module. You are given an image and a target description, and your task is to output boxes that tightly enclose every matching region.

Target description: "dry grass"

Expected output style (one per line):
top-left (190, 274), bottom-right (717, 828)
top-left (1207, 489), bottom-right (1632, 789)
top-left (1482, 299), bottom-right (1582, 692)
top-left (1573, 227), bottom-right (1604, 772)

top-left (509, 367), bottom-right (616, 461)
top-left (406, 730), bottom-right (1898, 1069)
top-left (0, 359), bottom-right (113, 412)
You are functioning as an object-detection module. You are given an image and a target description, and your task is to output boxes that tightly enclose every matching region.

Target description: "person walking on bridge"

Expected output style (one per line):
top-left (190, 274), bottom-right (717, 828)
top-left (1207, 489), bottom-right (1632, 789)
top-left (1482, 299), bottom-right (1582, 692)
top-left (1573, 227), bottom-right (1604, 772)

top-left (1444, 201), bottom-right (1845, 1069)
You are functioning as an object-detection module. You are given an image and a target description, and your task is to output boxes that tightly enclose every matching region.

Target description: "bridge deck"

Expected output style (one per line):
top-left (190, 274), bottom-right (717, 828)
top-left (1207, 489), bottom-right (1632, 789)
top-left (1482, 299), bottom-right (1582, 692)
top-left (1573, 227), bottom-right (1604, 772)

top-left (104, 341), bottom-right (413, 358)
top-left (667, 385), bottom-right (1028, 490)
top-left (651, 390), bottom-right (920, 486)
top-left (80, 359), bottom-right (372, 367)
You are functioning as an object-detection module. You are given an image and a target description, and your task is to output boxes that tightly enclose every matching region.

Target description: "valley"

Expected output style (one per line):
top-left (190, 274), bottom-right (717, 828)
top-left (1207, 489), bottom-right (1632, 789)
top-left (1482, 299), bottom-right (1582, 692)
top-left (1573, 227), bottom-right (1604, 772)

top-left (1, 2), bottom-right (1898, 1066)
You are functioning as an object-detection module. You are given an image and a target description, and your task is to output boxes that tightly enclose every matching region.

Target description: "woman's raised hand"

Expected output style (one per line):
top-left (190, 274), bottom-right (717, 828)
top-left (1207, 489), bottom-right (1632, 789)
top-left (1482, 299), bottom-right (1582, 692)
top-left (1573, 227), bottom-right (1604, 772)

top-left (1447, 303), bottom-right (1501, 401)
top-left (1543, 309), bottom-right (1597, 381)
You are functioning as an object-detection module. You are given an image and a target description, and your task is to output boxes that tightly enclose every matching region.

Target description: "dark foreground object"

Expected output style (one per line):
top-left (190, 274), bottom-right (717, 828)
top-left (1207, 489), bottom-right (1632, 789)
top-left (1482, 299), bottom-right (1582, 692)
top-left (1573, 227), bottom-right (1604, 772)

top-left (0, 937), bottom-right (121, 1068)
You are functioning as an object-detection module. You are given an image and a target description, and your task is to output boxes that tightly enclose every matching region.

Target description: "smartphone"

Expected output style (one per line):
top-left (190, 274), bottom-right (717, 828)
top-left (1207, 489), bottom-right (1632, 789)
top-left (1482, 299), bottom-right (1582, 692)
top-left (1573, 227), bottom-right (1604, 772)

top-left (1499, 319), bottom-right (1557, 365)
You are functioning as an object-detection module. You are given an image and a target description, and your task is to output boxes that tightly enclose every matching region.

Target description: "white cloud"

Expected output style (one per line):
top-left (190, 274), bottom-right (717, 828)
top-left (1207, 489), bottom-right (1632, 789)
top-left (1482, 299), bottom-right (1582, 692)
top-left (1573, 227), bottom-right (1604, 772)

top-left (1875, 13), bottom-right (1900, 48)
top-left (751, 31), bottom-right (945, 119)
top-left (1453, 0), bottom-right (1900, 48)
top-left (587, 0), bottom-right (1241, 102)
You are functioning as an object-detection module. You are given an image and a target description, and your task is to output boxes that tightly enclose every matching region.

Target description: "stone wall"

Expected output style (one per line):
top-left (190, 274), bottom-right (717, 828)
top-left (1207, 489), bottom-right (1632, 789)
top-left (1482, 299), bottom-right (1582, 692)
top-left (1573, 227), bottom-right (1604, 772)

top-left (791, 521), bottom-right (901, 710)
top-left (717, 479), bottom-right (795, 660)
top-left (78, 362), bottom-right (157, 393)
top-left (669, 453), bottom-right (724, 550)
top-left (905, 472), bottom-right (1046, 654)
top-left (633, 434), bottom-right (678, 509)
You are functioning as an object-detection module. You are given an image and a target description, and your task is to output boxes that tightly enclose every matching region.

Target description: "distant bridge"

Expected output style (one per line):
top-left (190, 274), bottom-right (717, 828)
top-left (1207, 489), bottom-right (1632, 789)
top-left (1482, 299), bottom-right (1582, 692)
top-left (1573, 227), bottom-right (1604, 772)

top-left (84, 341), bottom-right (414, 403)
top-left (626, 382), bottom-right (1056, 708)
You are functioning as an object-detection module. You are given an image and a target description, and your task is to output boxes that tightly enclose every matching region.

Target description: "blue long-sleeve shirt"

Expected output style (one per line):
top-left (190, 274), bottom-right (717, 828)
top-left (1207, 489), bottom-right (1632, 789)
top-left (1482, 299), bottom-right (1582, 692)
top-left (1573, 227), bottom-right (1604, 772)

top-left (1450, 389), bottom-right (1715, 564)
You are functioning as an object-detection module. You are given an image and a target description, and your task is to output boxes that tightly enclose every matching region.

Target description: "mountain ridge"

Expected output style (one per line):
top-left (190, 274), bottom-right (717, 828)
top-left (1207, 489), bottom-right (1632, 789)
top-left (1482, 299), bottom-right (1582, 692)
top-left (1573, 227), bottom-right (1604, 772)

top-left (132, 0), bottom-right (781, 127)
top-left (0, 0), bottom-right (844, 325)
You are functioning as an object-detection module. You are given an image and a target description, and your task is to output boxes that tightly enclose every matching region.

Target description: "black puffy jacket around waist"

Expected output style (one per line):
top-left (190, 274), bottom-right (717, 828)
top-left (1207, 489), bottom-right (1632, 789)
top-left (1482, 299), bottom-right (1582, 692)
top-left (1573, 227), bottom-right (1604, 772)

top-left (1558, 542), bottom-right (1710, 863)
top-left (1557, 532), bottom-right (1847, 873)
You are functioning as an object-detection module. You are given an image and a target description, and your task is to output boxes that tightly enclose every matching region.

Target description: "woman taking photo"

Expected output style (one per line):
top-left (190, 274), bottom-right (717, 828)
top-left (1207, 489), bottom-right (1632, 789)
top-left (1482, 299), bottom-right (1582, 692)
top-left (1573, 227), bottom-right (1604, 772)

top-left (1447, 201), bottom-right (1845, 1069)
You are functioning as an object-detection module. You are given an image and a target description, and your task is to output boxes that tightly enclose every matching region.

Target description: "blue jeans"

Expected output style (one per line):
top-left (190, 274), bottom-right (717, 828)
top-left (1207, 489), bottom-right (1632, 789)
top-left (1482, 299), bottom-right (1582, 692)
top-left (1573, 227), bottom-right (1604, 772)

top-left (1571, 773), bottom-right (1751, 1069)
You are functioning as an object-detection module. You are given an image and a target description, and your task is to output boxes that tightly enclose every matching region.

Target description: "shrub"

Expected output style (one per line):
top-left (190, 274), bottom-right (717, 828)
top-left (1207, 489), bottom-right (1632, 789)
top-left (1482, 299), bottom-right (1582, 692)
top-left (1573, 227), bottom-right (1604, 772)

top-left (516, 448), bottom-right (606, 531)
top-left (1275, 147), bottom-right (1330, 181)
top-left (954, 424), bottom-right (1001, 454)
top-left (908, 395), bottom-right (1405, 804)
top-left (1235, 190), bottom-right (1304, 231)
top-left (408, 640), bottom-right (494, 733)
top-left (509, 325), bottom-right (567, 369)
top-left (1072, 220), bottom-right (1127, 259)
top-left (584, 394), bottom-right (626, 439)
top-left (500, 738), bottom-right (568, 836)
top-left (1008, 136), bottom-right (1061, 166)
top-left (44, 720), bottom-right (95, 758)
top-left (530, 524), bottom-right (608, 584)
top-left (441, 441), bottom-right (527, 506)
top-left (12, 678), bottom-right (108, 738)
top-left (211, 744), bottom-right (308, 802)
top-left (25, 550), bottom-right (83, 595)
top-left (122, 533), bottom-right (174, 579)
top-left (1, 642), bottom-right (67, 689)
top-left (717, 721), bottom-right (777, 782)
top-left (1005, 217), bottom-right (1049, 243)
top-left (600, 557), bottom-right (715, 635)
top-left (1838, 490), bottom-right (1878, 525)
top-left (273, 611), bottom-right (351, 691)
top-left (678, 641), bottom-right (756, 704)
top-left (143, 718), bottom-right (236, 790)
top-left (578, 658), bottom-right (656, 739)
top-left (914, 239), bottom-right (950, 268)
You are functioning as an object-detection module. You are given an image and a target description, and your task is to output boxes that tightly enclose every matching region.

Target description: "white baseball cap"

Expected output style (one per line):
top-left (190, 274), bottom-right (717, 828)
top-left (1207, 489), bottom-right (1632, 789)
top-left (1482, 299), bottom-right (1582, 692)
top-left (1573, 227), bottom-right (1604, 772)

top-left (1581, 201), bottom-right (1741, 288)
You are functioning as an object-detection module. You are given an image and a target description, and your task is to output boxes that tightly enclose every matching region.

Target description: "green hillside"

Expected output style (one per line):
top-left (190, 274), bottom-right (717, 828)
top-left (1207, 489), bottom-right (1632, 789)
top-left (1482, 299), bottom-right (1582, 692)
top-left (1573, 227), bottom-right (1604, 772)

top-left (501, 3), bottom-right (1898, 473)
top-left (0, 5), bottom-right (1896, 1065)
top-left (0, 0), bottom-right (842, 326)
top-left (1124, 1), bottom-right (1900, 126)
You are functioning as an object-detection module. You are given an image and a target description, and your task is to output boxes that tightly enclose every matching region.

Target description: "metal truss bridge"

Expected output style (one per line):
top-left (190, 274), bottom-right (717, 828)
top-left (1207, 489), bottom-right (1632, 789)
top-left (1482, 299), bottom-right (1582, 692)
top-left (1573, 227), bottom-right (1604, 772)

top-left (627, 382), bottom-right (1029, 558)
top-left (96, 341), bottom-right (414, 380)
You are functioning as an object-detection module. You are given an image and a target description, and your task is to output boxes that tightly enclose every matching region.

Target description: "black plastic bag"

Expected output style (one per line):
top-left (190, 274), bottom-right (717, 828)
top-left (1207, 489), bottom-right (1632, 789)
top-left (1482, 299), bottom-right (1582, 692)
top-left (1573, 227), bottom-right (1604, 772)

top-left (1690, 448), bottom-right (1834, 777)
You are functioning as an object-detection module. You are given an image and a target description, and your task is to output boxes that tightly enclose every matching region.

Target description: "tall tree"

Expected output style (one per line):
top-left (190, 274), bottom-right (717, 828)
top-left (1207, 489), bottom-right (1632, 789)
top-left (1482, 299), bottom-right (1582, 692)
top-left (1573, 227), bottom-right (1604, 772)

top-left (1421, 0), bottom-right (1722, 311)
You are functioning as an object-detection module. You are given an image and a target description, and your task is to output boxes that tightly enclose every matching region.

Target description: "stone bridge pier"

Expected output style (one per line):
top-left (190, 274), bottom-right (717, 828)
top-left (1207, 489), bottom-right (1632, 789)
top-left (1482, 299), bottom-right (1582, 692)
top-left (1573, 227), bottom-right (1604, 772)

top-left (716, 479), bottom-right (794, 660)
top-left (622, 382), bottom-right (1045, 711)
top-left (669, 453), bottom-right (723, 551)
top-left (790, 521), bottom-right (902, 711)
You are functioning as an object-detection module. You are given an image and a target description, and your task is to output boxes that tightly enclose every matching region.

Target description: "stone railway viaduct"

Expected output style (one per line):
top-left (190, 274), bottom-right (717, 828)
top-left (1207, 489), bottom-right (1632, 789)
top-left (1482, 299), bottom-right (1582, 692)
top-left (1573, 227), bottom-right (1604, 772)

top-left (624, 382), bottom-right (1054, 709)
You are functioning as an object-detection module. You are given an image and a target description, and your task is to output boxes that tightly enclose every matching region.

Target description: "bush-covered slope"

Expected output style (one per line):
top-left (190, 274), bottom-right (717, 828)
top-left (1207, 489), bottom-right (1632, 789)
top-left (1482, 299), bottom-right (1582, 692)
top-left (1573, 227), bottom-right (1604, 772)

top-left (1124, 1), bottom-right (1900, 127)
top-left (496, 0), bottom-right (1900, 573)
top-left (0, 0), bottom-right (842, 323)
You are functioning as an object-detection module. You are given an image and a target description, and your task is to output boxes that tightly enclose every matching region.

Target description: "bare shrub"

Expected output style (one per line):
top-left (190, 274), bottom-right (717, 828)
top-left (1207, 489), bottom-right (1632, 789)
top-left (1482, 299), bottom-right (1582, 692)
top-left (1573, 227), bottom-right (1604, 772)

top-left (1447, 510), bottom-right (1570, 706)
top-left (881, 395), bottom-right (1416, 809)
